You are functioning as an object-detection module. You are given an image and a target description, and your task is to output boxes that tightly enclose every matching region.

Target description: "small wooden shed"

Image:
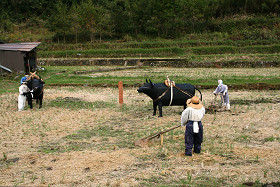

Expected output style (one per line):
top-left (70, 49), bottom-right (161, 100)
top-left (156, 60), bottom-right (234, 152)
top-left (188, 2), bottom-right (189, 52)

top-left (0, 42), bottom-right (41, 73)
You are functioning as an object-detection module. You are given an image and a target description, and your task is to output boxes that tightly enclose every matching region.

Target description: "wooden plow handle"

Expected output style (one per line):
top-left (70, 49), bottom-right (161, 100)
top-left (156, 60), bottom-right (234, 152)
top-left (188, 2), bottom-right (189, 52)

top-left (144, 125), bottom-right (181, 141)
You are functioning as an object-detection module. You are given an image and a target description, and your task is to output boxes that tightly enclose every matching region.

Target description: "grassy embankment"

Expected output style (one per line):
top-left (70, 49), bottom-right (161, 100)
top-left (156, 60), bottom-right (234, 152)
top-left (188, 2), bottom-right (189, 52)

top-left (7, 25), bottom-right (280, 62)
top-left (38, 39), bottom-right (280, 63)
top-left (1, 67), bottom-right (279, 95)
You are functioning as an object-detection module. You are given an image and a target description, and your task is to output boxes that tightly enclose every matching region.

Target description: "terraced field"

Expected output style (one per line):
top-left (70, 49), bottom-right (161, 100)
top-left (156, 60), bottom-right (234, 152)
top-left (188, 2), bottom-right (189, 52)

top-left (37, 39), bottom-right (280, 63)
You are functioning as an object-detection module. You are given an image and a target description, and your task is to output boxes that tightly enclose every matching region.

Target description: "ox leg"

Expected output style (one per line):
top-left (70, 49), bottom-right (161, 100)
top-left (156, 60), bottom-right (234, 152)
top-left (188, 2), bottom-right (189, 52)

top-left (27, 93), bottom-right (33, 109)
top-left (39, 95), bottom-right (43, 109)
top-left (158, 102), bottom-right (163, 117)
top-left (29, 100), bottom-right (33, 109)
top-left (153, 102), bottom-right (157, 116)
top-left (39, 99), bottom-right (42, 109)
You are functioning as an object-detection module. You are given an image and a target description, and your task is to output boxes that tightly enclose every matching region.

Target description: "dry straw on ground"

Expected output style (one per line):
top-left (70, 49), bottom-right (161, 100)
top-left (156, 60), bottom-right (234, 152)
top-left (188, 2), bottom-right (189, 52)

top-left (0, 87), bottom-right (279, 186)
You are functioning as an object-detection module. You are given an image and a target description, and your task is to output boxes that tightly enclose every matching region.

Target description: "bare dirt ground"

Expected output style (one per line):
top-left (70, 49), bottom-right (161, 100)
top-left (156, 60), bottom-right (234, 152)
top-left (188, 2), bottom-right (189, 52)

top-left (0, 87), bottom-right (279, 186)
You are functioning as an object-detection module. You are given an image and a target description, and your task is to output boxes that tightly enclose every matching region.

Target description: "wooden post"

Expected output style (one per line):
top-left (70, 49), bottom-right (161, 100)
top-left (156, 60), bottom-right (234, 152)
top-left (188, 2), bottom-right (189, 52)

top-left (118, 81), bottom-right (123, 107)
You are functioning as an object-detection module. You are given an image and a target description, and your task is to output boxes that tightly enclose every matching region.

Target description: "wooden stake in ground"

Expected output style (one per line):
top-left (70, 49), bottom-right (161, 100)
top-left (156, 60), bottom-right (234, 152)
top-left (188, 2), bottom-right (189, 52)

top-left (118, 81), bottom-right (123, 107)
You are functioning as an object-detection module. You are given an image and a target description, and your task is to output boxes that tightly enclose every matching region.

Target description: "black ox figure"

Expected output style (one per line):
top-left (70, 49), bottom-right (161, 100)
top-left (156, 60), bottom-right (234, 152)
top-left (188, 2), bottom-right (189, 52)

top-left (26, 77), bottom-right (44, 109)
top-left (137, 79), bottom-right (202, 117)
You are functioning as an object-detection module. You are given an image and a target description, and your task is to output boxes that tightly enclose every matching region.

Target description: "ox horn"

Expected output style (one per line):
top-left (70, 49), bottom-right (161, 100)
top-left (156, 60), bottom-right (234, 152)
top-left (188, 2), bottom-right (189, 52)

top-left (149, 79), bottom-right (153, 87)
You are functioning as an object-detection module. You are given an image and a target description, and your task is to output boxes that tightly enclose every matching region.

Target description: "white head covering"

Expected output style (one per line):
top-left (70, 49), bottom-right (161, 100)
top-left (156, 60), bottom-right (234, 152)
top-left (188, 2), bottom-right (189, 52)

top-left (218, 80), bottom-right (223, 85)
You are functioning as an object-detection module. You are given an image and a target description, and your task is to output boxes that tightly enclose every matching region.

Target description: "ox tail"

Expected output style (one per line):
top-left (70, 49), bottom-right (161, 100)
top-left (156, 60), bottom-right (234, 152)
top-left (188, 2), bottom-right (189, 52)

top-left (195, 86), bottom-right (202, 101)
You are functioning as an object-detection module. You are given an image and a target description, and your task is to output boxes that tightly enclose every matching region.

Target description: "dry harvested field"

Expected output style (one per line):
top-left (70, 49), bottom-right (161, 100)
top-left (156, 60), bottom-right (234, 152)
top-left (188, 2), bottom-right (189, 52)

top-left (0, 86), bottom-right (280, 186)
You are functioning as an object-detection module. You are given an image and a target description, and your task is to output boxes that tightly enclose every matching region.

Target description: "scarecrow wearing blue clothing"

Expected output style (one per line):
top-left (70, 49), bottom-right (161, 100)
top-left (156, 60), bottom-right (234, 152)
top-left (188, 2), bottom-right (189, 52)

top-left (20, 74), bottom-right (29, 85)
top-left (181, 96), bottom-right (205, 156)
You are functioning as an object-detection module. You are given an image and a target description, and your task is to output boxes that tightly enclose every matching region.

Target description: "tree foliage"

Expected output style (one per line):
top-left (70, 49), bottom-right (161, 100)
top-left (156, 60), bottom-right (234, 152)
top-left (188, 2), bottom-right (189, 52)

top-left (46, 1), bottom-right (73, 43)
top-left (1, 0), bottom-right (280, 42)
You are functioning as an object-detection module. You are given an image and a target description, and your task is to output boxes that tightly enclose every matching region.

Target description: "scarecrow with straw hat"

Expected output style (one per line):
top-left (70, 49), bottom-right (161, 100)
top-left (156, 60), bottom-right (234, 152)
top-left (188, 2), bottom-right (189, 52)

top-left (181, 95), bottom-right (205, 156)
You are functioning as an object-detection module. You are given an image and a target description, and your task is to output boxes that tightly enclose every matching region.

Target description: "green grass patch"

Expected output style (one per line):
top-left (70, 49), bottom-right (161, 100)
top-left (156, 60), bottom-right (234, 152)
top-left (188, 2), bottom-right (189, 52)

top-left (63, 125), bottom-right (127, 140)
top-left (38, 141), bottom-right (91, 153)
top-left (47, 97), bottom-right (116, 110)
top-left (0, 80), bottom-right (18, 94)
top-left (1, 66), bottom-right (279, 95)
top-left (39, 120), bottom-right (181, 153)
top-left (39, 123), bottom-right (137, 153)
top-left (38, 44), bottom-right (280, 58)
top-left (38, 47), bottom-right (185, 58)
top-left (36, 39), bottom-right (280, 60)
top-left (191, 44), bottom-right (280, 55)
top-left (138, 174), bottom-right (228, 186)
top-left (48, 97), bottom-right (94, 109)
top-left (39, 39), bottom-right (280, 51)
top-left (264, 136), bottom-right (280, 142)
top-left (230, 98), bottom-right (280, 105)
top-left (235, 135), bottom-right (252, 143)
top-left (190, 53), bottom-right (280, 62)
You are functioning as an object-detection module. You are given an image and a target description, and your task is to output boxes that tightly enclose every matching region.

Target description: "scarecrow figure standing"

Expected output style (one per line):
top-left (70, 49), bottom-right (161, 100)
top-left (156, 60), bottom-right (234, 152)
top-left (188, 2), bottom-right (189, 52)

top-left (213, 79), bottom-right (230, 110)
top-left (181, 96), bottom-right (205, 156)
top-left (18, 80), bottom-right (30, 111)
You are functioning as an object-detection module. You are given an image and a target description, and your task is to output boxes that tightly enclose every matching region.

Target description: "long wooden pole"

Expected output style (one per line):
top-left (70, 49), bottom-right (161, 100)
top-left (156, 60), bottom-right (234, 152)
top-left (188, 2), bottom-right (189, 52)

top-left (118, 81), bottom-right (123, 107)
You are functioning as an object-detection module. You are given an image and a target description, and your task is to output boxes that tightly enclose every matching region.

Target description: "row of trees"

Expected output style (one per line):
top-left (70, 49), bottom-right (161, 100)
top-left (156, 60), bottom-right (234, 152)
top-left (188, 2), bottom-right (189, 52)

top-left (1, 0), bottom-right (280, 42)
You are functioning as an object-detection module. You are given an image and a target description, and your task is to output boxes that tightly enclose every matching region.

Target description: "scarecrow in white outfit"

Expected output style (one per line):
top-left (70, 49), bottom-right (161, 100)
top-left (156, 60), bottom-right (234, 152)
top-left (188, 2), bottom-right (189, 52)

top-left (213, 80), bottom-right (230, 110)
top-left (18, 80), bottom-right (30, 111)
top-left (181, 96), bottom-right (205, 156)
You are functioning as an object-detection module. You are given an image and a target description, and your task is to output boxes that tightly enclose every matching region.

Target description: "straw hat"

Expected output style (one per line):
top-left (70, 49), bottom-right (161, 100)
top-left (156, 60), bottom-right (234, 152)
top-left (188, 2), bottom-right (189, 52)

top-left (187, 95), bottom-right (203, 109)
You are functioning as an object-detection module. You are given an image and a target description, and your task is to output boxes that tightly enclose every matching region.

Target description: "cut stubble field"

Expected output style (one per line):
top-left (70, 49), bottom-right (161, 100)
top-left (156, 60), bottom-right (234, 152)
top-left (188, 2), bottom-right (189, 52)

top-left (0, 86), bottom-right (279, 186)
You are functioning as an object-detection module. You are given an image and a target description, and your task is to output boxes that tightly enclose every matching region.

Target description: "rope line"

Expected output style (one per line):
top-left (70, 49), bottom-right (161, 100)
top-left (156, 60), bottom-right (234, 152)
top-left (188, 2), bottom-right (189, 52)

top-left (174, 85), bottom-right (194, 98)
top-left (153, 87), bottom-right (170, 101)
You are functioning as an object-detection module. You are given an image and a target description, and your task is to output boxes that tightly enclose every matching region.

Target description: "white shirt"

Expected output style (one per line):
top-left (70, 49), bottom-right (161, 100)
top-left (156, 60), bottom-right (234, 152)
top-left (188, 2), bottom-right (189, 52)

top-left (19, 84), bottom-right (30, 95)
top-left (214, 84), bottom-right (228, 94)
top-left (181, 107), bottom-right (205, 126)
